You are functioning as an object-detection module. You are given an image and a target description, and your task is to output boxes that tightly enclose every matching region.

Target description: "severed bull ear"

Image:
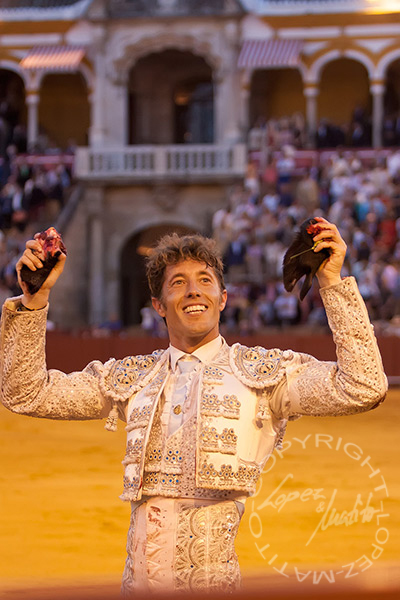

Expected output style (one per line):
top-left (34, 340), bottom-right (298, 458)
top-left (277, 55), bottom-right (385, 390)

top-left (282, 218), bottom-right (331, 300)
top-left (20, 227), bottom-right (66, 295)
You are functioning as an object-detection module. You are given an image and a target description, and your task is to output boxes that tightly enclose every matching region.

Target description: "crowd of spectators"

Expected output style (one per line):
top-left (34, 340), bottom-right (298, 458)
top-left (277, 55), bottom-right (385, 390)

top-left (248, 114), bottom-right (306, 152)
top-left (1, 108), bottom-right (400, 338)
top-left (248, 106), bottom-right (400, 152)
top-left (0, 143), bottom-right (72, 304)
top-left (212, 146), bottom-right (400, 336)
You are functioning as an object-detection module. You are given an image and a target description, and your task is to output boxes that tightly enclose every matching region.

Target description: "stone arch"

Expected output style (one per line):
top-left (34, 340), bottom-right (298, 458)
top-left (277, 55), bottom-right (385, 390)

top-left (119, 222), bottom-right (199, 326)
top-left (128, 49), bottom-right (214, 144)
top-left (307, 49), bottom-right (341, 84)
top-left (38, 71), bottom-right (90, 147)
top-left (343, 49), bottom-right (376, 79)
top-left (111, 32), bottom-right (221, 79)
top-left (297, 60), bottom-right (308, 84)
top-left (307, 48), bottom-right (376, 85)
top-left (0, 65), bottom-right (27, 150)
top-left (0, 59), bottom-right (29, 87)
top-left (382, 55), bottom-right (400, 136)
top-left (317, 57), bottom-right (371, 137)
top-left (376, 48), bottom-right (400, 80)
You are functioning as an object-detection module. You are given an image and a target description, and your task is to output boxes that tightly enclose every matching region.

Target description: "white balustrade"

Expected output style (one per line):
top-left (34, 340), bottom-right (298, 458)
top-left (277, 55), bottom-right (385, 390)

top-left (257, 0), bottom-right (372, 15)
top-left (75, 144), bottom-right (246, 180)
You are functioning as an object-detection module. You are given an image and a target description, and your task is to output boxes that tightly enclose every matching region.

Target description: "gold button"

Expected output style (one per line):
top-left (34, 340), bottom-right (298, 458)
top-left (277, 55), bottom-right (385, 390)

top-left (173, 405), bottom-right (182, 415)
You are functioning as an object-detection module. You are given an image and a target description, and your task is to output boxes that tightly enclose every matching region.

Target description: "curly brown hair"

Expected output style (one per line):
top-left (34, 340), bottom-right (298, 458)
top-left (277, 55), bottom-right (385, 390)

top-left (146, 233), bottom-right (225, 300)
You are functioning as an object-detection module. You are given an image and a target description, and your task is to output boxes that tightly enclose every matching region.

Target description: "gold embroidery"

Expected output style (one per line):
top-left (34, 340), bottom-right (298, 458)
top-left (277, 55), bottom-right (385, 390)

top-left (200, 426), bottom-right (237, 454)
top-left (203, 365), bottom-right (224, 382)
top-left (164, 448), bottom-right (183, 468)
top-left (201, 392), bottom-right (220, 416)
top-left (200, 426), bottom-right (219, 452)
top-left (201, 392), bottom-right (240, 419)
top-left (197, 461), bottom-right (260, 490)
top-left (232, 344), bottom-right (284, 387)
top-left (147, 447), bottom-right (162, 465)
top-left (128, 404), bottom-right (152, 425)
top-left (222, 394), bottom-right (241, 418)
top-left (144, 472), bottom-right (180, 495)
top-left (219, 428), bottom-right (238, 454)
top-left (105, 350), bottom-right (164, 398)
top-left (174, 502), bottom-right (241, 592)
top-left (142, 415), bottom-right (238, 500)
top-left (123, 474), bottom-right (140, 492)
top-left (125, 437), bottom-right (144, 461)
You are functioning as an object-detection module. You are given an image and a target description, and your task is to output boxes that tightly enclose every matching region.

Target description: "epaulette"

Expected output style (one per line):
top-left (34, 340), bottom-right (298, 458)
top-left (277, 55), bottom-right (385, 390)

top-left (102, 349), bottom-right (167, 402)
top-left (229, 343), bottom-right (293, 389)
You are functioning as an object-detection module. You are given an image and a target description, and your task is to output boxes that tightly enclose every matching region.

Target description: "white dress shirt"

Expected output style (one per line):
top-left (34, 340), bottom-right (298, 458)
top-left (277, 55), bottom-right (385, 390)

top-left (162, 335), bottom-right (223, 437)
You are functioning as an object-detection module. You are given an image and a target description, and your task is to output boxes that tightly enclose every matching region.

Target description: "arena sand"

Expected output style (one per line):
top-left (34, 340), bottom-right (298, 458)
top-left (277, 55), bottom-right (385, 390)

top-left (1, 389), bottom-right (399, 595)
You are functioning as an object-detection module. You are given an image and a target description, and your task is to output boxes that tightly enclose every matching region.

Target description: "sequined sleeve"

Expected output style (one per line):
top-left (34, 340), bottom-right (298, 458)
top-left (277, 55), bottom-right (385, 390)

top-left (0, 298), bottom-right (112, 420)
top-left (283, 277), bottom-right (387, 418)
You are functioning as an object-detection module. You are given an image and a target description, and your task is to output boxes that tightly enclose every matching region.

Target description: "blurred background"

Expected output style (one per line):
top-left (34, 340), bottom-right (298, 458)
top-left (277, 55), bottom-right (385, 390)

top-left (0, 0), bottom-right (400, 598)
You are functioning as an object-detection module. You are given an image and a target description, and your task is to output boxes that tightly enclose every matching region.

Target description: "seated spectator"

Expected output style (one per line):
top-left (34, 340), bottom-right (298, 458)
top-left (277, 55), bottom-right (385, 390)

top-left (213, 144), bottom-right (400, 334)
top-left (274, 284), bottom-right (300, 327)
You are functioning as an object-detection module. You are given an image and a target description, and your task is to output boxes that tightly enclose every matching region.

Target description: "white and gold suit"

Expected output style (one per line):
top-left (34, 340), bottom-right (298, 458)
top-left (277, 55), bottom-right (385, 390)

top-left (0, 277), bottom-right (387, 593)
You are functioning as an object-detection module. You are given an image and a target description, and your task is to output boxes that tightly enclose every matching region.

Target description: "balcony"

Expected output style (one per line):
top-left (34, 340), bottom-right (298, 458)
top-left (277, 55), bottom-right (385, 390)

top-left (74, 144), bottom-right (247, 182)
top-left (254, 0), bottom-right (393, 15)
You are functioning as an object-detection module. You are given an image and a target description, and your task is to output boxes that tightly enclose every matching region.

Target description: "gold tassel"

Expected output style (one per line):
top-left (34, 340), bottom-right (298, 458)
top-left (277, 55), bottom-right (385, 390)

top-left (105, 404), bottom-right (119, 432)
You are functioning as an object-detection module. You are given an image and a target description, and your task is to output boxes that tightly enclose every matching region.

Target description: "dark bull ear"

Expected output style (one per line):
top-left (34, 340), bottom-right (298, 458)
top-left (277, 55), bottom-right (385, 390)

top-left (282, 218), bottom-right (331, 300)
top-left (20, 254), bottom-right (60, 295)
top-left (19, 227), bottom-right (66, 295)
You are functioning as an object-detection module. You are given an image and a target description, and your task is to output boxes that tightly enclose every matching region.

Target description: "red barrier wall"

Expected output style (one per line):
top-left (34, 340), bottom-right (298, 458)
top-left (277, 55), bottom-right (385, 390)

top-left (45, 332), bottom-right (399, 376)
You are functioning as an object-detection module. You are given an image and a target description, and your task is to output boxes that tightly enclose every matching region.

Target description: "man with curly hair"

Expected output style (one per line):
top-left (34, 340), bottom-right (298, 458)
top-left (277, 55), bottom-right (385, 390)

top-left (0, 219), bottom-right (387, 594)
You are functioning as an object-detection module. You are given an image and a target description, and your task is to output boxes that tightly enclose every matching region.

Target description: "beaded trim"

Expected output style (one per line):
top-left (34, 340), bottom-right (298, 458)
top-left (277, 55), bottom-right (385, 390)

top-left (200, 425), bottom-right (238, 455)
top-left (197, 460), bottom-right (260, 491)
top-left (230, 343), bottom-right (290, 389)
top-left (103, 349), bottom-right (166, 401)
top-left (201, 393), bottom-right (241, 419)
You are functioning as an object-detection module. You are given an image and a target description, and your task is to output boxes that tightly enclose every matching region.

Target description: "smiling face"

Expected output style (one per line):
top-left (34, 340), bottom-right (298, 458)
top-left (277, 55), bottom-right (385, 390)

top-left (151, 259), bottom-right (227, 353)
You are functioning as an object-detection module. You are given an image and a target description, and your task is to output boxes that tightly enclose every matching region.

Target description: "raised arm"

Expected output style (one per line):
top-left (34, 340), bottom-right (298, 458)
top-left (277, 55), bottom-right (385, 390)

top-left (284, 276), bottom-right (387, 417)
top-left (272, 218), bottom-right (387, 419)
top-left (0, 235), bottom-right (113, 421)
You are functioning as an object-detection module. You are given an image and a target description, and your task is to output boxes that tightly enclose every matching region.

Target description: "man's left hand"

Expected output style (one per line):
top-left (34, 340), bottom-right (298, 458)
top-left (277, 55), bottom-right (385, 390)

top-left (312, 217), bottom-right (347, 288)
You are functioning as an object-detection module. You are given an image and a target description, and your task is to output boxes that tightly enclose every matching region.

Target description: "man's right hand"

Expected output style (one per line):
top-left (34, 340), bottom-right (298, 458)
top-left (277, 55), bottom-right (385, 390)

top-left (16, 237), bottom-right (66, 309)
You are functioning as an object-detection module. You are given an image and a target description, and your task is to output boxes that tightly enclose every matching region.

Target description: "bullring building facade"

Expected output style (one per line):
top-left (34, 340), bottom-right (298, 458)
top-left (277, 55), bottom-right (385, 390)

top-left (0, 0), bottom-right (399, 327)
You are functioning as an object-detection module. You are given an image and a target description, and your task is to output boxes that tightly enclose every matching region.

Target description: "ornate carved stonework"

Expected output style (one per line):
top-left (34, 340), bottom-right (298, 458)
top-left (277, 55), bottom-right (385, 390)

top-left (152, 185), bottom-right (181, 212)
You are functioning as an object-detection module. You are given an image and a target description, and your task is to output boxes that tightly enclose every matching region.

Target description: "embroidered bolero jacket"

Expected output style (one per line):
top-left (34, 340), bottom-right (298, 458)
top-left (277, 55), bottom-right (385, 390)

top-left (0, 278), bottom-right (387, 501)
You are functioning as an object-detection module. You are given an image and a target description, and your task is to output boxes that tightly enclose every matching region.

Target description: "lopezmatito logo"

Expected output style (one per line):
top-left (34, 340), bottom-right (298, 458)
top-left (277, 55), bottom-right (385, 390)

top-left (247, 433), bottom-right (390, 584)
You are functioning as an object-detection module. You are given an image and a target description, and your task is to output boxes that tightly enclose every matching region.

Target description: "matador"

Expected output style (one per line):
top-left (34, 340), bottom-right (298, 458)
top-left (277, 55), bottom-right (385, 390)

top-left (0, 218), bottom-right (387, 593)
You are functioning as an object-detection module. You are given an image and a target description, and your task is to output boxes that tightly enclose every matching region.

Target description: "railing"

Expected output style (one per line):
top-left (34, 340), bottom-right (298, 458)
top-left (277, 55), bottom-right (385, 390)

top-left (255, 0), bottom-right (387, 15)
top-left (74, 144), bottom-right (247, 180)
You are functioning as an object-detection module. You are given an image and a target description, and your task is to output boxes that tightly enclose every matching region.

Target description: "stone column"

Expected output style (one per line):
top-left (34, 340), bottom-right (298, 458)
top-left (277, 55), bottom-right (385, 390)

top-left (370, 81), bottom-right (385, 148)
top-left (213, 26), bottom-right (242, 144)
top-left (213, 69), bottom-right (226, 144)
top-left (26, 93), bottom-right (39, 150)
top-left (239, 70), bottom-right (251, 142)
top-left (214, 68), bottom-right (242, 144)
top-left (89, 29), bottom-right (107, 147)
top-left (108, 71), bottom-right (129, 145)
top-left (304, 85), bottom-right (319, 147)
top-left (87, 187), bottom-right (105, 326)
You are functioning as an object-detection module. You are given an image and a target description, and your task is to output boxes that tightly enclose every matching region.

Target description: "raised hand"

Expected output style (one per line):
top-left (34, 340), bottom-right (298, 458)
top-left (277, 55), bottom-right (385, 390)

top-left (312, 217), bottom-right (347, 288)
top-left (16, 228), bottom-right (67, 309)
